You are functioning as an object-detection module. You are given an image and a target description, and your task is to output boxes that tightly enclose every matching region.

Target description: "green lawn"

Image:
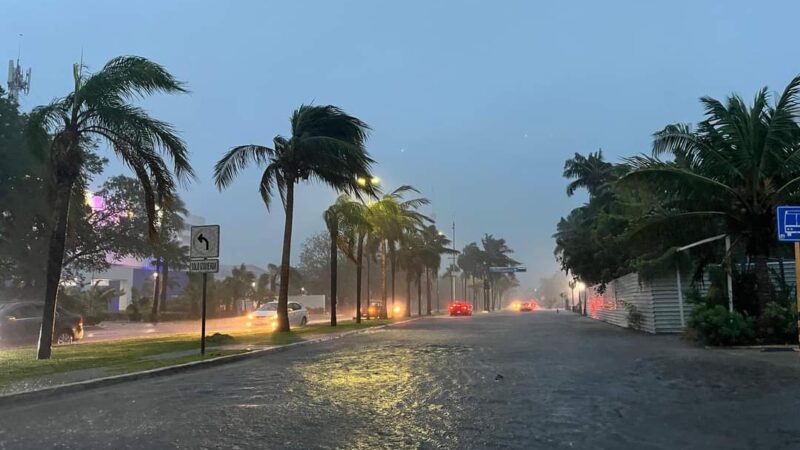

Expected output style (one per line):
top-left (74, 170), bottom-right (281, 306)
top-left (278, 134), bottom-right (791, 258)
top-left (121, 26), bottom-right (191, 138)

top-left (0, 319), bottom-right (396, 389)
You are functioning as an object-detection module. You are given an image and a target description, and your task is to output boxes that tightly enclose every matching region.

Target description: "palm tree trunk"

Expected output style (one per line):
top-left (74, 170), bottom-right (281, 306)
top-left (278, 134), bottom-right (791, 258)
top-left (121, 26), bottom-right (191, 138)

top-left (329, 219), bottom-right (338, 327)
top-left (366, 252), bottom-right (371, 319)
top-left (37, 174), bottom-right (75, 360)
top-left (355, 234), bottom-right (364, 324)
top-left (390, 249), bottom-right (396, 317)
top-left (426, 269), bottom-right (432, 315)
top-left (406, 275), bottom-right (412, 318)
top-left (160, 260), bottom-right (169, 313)
top-left (150, 258), bottom-right (161, 322)
top-left (753, 254), bottom-right (772, 313)
top-left (277, 180), bottom-right (295, 332)
top-left (380, 240), bottom-right (388, 319)
top-left (417, 273), bottom-right (423, 317)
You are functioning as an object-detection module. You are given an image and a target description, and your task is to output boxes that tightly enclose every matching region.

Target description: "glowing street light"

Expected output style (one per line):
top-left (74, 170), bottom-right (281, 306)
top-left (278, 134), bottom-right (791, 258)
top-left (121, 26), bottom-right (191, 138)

top-left (576, 281), bottom-right (586, 291)
top-left (356, 176), bottom-right (381, 187)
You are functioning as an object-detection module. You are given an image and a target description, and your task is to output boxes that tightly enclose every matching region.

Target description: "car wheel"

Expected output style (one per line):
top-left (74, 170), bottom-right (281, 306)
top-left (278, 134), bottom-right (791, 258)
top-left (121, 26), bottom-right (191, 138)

top-left (55, 331), bottom-right (73, 345)
top-left (300, 316), bottom-right (308, 326)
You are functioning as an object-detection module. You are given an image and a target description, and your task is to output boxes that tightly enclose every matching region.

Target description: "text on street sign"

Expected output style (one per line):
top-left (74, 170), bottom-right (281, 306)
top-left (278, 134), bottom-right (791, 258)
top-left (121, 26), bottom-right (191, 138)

top-left (190, 259), bottom-right (219, 273)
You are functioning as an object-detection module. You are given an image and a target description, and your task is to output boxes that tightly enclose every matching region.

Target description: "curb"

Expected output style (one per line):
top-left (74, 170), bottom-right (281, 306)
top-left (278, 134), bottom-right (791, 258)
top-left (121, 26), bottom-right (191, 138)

top-left (0, 318), bottom-right (420, 407)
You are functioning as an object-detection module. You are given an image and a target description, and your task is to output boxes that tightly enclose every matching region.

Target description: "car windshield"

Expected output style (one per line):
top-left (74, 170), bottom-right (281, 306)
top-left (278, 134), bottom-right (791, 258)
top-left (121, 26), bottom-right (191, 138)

top-left (258, 303), bottom-right (278, 312)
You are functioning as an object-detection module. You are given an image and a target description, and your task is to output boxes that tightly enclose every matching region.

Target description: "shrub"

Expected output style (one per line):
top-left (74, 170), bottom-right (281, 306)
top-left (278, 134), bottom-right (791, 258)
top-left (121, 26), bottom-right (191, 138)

top-left (756, 301), bottom-right (797, 344)
top-left (126, 303), bottom-right (142, 322)
top-left (688, 304), bottom-right (754, 346)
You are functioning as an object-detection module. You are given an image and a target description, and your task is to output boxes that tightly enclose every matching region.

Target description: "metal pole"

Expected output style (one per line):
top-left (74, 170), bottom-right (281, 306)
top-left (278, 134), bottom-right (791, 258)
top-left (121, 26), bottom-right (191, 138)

top-left (676, 264), bottom-right (685, 328)
top-left (201, 272), bottom-right (207, 355)
top-left (795, 242), bottom-right (800, 347)
top-left (725, 235), bottom-right (734, 313)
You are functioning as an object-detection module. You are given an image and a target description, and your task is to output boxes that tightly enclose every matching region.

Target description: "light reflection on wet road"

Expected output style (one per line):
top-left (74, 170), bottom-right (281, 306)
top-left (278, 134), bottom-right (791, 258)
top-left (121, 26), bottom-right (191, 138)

top-left (2, 311), bottom-right (800, 449)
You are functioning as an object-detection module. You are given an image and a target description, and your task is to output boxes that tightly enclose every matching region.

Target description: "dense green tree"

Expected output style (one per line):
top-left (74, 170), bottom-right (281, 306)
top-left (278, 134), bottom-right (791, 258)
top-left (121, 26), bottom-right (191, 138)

top-left (214, 105), bottom-right (374, 331)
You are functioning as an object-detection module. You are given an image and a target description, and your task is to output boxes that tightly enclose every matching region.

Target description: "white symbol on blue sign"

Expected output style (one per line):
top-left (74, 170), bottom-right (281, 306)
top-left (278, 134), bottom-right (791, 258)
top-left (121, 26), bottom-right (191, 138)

top-left (777, 206), bottom-right (800, 241)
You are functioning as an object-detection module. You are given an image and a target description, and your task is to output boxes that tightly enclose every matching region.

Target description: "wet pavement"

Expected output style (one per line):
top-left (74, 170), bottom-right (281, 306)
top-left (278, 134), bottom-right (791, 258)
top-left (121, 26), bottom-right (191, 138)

top-left (2, 311), bottom-right (800, 449)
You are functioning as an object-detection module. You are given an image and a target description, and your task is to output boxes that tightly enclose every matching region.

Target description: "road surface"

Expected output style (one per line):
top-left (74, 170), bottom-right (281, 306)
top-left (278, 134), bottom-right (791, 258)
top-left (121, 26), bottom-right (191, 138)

top-left (2, 311), bottom-right (800, 449)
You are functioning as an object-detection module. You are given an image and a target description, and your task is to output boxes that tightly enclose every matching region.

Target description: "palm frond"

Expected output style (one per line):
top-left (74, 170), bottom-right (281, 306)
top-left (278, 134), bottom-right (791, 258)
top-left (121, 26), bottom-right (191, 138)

top-left (213, 145), bottom-right (274, 189)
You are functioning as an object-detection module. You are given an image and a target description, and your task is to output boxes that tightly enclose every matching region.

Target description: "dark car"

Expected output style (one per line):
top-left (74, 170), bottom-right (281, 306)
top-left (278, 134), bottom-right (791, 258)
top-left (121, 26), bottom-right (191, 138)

top-left (0, 301), bottom-right (84, 345)
top-left (448, 300), bottom-right (472, 316)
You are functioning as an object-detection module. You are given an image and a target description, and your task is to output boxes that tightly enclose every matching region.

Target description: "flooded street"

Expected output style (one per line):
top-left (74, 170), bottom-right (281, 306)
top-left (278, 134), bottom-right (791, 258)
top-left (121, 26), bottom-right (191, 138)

top-left (3, 312), bottom-right (800, 449)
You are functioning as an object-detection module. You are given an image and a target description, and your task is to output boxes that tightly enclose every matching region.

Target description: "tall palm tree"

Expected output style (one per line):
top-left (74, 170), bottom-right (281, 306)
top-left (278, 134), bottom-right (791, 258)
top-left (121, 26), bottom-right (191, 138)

top-left (418, 225), bottom-right (457, 315)
top-left (622, 75), bottom-right (800, 312)
top-left (28, 56), bottom-right (193, 359)
top-left (214, 105), bottom-right (374, 331)
top-left (324, 195), bottom-right (373, 326)
top-left (397, 230), bottom-right (425, 317)
top-left (481, 234), bottom-right (519, 310)
top-left (367, 186), bottom-right (430, 318)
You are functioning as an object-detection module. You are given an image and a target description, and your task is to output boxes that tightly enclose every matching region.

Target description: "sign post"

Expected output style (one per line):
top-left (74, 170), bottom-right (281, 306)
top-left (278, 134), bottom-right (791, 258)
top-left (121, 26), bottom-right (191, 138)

top-left (189, 225), bottom-right (220, 355)
top-left (776, 206), bottom-right (800, 346)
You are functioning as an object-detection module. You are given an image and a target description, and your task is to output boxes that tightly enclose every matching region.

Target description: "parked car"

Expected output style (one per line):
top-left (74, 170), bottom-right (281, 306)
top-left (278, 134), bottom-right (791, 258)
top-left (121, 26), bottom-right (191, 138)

top-left (448, 300), bottom-right (473, 316)
top-left (0, 301), bottom-right (84, 345)
top-left (250, 301), bottom-right (308, 328)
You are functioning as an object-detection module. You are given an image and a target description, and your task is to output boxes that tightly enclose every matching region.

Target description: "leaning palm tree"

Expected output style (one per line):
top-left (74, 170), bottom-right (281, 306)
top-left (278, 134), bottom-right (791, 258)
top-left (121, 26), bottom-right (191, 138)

top-left (563, 150), bottom-right (622, 199)
top-left (214, 105), bottom-right (374, 331)
top-left (28, 56), bottom-right (193, 359)
top-left (621, 75), bottom-right (800, 312)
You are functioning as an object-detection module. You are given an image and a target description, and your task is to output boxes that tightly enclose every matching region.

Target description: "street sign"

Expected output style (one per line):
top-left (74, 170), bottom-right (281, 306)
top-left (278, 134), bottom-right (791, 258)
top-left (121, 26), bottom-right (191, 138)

top-left (189, 259), bottom-right (219, 273)
top-left (777, 206), bottom-right (800, 242)
top-left (489, 266), bottom-right (527, 273)
top-left (777, 206), bottom-right (800, 346)
top-left (190, 225), bottom-right (220, 258)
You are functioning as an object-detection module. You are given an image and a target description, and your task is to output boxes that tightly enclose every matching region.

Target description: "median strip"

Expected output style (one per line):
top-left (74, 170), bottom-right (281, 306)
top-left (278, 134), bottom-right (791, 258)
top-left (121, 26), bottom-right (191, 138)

top-left (0, 318), bottom-right (420, 406)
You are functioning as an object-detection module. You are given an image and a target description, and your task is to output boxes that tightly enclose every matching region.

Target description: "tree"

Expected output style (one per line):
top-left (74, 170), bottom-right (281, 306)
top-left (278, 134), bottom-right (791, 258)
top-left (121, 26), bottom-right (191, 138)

top-left (563, 150), bottom-right (622, 199)
top-left (28, 56), bottom-right (193, 359)
top-left (480, 234), bottom-right (519, 310)
top-left (457, 242), bottom-right (483, 308)
top-left (397, 230), bottom-right (425, 317)
top-left (622, 75), bottom-right (800, 312)
top-left (367, 186), bottom-right (430, 318)
top-left (214, 105), bottom-right (373, 331)
top-left (335, 198), bottom-right (372, 323)
top-left (418, 225), bottom-right (457, 315)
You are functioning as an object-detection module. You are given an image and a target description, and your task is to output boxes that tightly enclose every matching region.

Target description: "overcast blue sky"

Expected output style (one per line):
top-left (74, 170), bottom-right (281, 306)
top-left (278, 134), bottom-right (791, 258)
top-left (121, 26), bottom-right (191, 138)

top-left (3, 0), bottom-right (800, 289)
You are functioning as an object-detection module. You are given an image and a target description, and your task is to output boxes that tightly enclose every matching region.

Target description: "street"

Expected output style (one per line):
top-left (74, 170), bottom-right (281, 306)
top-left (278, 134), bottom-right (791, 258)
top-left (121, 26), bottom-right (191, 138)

top-left (2, 311), bottom-right (800, 449)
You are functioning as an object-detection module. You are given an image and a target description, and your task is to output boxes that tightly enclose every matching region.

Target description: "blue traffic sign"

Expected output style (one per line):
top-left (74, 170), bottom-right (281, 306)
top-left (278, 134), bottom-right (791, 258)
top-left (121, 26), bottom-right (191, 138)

top-left (777, 206), bottom-right (800, 241)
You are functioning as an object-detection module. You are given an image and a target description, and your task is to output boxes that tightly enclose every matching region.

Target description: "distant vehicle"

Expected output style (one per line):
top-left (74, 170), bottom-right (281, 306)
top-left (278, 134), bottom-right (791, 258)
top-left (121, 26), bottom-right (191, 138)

top-left (250, 301), bottom-right (308, 328)
top-left (0, 301), bottom-right (84, 345)
top-left (448, 300), bottom-right (472, 316)
top-left (360, 301), bottom-right (385, 319)
top-left (512, 300), bottom-right (536, 312)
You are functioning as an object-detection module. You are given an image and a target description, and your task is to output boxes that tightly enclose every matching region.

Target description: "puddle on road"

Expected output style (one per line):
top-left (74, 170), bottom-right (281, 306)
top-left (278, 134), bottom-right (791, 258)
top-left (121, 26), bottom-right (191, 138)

top-left (294, 344), bottom-right (468, 448)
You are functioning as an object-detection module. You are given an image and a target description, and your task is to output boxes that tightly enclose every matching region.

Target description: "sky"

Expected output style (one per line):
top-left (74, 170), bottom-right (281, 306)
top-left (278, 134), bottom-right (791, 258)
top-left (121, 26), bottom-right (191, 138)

top-left (3, 0), bottom-right (800, 290)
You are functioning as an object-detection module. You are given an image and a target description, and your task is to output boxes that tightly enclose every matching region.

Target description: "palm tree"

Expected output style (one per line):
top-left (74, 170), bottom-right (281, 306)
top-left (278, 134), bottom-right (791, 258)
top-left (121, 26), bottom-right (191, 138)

top-left (397, 230), bottom-right (425, 317)
top-left (481, 234), bottom-right (519, 310)
top-left (367, 186), bottom-right (430, 318)
top-left (214, 105), bottom-right (374, 331)
top-left (28, 56), bottom-right (193, 359)
top-left (324, 195), bottom-right (373, 326)
top-left (622, 75), bottom-right (800, 312)
top-left (563, 150), bottom-right (622, 199)
top-left (418, 225), bottom-right (457, 315)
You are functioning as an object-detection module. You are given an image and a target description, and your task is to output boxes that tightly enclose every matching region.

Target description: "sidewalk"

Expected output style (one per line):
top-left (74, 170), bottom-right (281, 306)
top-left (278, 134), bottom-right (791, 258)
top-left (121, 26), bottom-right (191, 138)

top-left (0, 318), bottom-right (407, 400)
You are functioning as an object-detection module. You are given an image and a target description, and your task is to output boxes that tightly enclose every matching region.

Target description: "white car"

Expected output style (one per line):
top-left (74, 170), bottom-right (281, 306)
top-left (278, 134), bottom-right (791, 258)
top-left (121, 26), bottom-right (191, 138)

top-left (250, 301), bottom-right (308, 328)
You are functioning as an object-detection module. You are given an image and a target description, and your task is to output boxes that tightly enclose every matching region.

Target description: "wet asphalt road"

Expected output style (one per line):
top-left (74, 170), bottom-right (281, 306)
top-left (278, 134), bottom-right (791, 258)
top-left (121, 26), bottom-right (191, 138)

top-left (2, 311), bottom-right (800, 449)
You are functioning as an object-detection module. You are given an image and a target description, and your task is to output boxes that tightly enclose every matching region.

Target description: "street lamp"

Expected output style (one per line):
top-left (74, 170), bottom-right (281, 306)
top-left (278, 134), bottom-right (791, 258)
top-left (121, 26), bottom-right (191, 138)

top-left (356, 176), bottom-right (381, 187)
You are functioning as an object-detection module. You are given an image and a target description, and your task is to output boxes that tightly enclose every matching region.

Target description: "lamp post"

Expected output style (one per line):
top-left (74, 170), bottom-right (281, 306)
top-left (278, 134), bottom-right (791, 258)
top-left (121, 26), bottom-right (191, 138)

top-left (568, 279), bottom-right (576, 312)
